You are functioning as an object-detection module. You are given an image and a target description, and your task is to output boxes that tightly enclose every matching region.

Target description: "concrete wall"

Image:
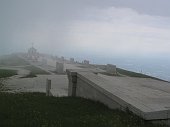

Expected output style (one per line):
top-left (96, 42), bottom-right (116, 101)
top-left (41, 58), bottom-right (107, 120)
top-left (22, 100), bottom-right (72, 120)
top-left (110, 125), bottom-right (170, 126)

top-left (67, 70), bottom-right (142, 115)
top-left (67, 71), bottom-right (77, 96)
top-left (76, 74), bottom-right (122, 110)
top-left (76, 73), bottom-right (144, 117)
top-left (67, 69), bottom-right (170, 126)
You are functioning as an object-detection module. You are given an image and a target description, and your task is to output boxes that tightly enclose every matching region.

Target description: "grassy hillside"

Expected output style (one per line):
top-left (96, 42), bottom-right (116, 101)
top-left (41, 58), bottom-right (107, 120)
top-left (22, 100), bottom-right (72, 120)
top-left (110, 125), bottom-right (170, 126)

top-left (116, 68), bottom-right (167, 81)
top-left (22, 65), bottom-right (50, 78)
top-left (0, 69), bottom-right (17, 78)
top-left (116, 68), bottom-right (150, 78)
top-left (0, 92), bottom-right (165, 127)
top-left (97, 65), bottom-right (166, 81)
top-left (0, 54), bottom-right (29, 66)
top-left (24, 66), bottom-right (49, 75)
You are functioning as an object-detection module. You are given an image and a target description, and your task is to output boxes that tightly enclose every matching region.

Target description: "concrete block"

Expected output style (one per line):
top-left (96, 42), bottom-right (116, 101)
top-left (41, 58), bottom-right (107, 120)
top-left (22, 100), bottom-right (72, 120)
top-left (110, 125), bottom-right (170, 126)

top-left (56, 62), bottom-right (64, 73)
top-left (106, 64), bottom-right (116, 74)
top-left (46, 79), bottom-right (51, 96)
top-left (66, 70), bottom-right (77, 96)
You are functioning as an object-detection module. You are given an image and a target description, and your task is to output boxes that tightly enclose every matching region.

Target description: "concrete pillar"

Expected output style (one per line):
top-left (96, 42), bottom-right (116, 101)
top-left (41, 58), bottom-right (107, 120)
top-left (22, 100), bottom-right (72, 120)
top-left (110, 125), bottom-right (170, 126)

top-left (66, 70), bottom-right (77, 96)
top-left (56, 62), bottom-right (64, 73)
top-left (46, 79), bottom-right (51, 96)
top-left (106, 64), bottom-right (117, 75)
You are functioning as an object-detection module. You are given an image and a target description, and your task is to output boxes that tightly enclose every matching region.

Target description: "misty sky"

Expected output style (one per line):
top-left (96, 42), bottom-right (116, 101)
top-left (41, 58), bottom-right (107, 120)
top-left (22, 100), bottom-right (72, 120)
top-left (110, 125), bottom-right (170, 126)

top-left (1, 0), bottom-right (170, 61)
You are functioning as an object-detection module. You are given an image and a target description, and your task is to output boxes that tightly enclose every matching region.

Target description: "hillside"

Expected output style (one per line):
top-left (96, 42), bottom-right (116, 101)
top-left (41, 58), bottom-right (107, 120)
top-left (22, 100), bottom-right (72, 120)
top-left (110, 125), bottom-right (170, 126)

top-left (0, 92), bottom-right (165, 127)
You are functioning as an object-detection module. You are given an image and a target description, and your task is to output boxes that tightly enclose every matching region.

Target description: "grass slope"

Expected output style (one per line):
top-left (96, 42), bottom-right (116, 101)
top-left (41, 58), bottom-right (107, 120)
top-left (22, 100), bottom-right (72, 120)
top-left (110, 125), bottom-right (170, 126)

top-left (0, 69), bottom-right (17, 78)
top-left (0, 54), bottom-right (29, 66)
top-left (117, 68), bottom-right (152, 78)
top-left (0, 92), bottom-right (165, 127)
top-left (97, 65), bottom-right (166, 81)
top-left (22, 66), bottom-right (49, 78)
top-left (116, 68), bottom-right (167, 81)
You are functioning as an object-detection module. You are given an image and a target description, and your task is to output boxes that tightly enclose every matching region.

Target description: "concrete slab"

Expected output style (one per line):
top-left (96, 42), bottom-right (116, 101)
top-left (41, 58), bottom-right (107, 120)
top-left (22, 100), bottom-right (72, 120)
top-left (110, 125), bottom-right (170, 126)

top-left (4, 75), bottom-right (68, 97)
top-left (76, 72), bottom-right (170, 120)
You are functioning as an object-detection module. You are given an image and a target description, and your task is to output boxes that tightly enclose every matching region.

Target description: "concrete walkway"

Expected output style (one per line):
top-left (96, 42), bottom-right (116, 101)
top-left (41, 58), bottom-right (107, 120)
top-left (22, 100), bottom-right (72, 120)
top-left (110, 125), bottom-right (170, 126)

top-left (3, 75), bottom-right (68, 96)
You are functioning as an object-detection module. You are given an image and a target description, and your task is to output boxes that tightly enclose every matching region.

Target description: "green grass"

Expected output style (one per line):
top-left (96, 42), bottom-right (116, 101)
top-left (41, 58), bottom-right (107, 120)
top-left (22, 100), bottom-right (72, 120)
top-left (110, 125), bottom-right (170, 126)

top-left (24, 65), bottom-right (49, 76)
top-left (116, 68), bottom-right (167, 81)
top-left (0, 69), bottom-right (17, 78)
top-left (0, 79), bottom-right (5, 91)
top-left (20, 72), bottom-right (37, 78)
top-left (0, 92), bottom-right (166, 127)
top-left (116, 68), bottom-right (151, 78)
top-left (96, 65), bottom-right (167, 81)
top-left (0, 54), bottom-right (29, 66)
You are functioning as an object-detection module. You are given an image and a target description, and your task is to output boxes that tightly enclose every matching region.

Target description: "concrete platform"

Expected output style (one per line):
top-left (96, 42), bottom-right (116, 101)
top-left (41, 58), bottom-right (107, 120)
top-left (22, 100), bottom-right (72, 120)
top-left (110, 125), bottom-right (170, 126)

top-left (4, 75), bottom-right (68, 96)
top-left (67, 69), bottom-right (170, 122)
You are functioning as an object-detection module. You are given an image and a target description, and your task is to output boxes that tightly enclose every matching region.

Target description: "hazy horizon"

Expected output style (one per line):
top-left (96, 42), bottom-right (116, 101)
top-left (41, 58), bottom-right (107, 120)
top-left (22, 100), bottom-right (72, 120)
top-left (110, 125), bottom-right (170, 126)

top-left (1, 0), bottom-right (170, 80)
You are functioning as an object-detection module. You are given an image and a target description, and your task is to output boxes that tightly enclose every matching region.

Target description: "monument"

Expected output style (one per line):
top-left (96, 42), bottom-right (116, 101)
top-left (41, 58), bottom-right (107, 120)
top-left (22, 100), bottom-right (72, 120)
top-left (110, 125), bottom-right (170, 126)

top-left (56, 62), bottom-right (64, 73)
top-left (27, 45), bottom-right (39, 61)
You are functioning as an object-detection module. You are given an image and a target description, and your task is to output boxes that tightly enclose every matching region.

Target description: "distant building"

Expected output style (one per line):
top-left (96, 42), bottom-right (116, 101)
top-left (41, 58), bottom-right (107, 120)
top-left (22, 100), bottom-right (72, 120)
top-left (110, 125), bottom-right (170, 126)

top-left (83, 60), bottom-right (90, 65)
top-left (27, 46), bottom-right (38, 61)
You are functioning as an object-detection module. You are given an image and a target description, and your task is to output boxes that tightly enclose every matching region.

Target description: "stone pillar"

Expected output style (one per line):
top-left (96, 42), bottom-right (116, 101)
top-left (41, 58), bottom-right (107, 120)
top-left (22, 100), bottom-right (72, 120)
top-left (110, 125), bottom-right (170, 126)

top-left (66, 70), bottom-right (77, 97)
top-left (46, 79), bottom-right (51, 96)
top-left (106, 64), bottom-right (117, 75)
top-left (56, 62), bottom-right (64, 73)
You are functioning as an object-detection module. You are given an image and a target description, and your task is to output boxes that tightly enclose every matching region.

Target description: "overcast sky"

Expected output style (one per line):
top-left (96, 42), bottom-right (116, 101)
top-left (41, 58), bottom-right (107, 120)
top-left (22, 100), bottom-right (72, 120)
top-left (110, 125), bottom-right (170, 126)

top-left (0, 0), bottom-right (170, 60)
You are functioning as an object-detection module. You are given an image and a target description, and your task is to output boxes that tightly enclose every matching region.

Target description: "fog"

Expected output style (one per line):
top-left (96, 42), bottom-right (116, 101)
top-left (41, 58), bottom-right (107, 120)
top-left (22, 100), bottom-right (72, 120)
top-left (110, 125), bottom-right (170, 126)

top-left (0, 0), bottom-right (170, 68)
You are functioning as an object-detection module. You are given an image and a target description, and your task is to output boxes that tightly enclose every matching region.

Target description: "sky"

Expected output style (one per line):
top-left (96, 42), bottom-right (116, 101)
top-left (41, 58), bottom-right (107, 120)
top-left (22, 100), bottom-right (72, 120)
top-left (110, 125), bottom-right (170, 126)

top-left (0, 0), bottom-right (170, 61)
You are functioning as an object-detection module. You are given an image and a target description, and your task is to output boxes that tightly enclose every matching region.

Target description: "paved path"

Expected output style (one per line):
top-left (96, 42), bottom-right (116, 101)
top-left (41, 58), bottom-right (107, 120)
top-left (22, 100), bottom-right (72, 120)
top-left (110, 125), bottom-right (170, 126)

top-left (4, 75), bottom-right (68, 96)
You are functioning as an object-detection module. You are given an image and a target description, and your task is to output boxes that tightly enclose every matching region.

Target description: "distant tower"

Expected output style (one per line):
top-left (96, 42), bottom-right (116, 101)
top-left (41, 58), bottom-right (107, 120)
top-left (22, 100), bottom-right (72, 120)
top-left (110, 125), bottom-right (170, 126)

top-left (27, 43), bottom-right (38, 61)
